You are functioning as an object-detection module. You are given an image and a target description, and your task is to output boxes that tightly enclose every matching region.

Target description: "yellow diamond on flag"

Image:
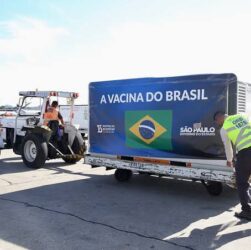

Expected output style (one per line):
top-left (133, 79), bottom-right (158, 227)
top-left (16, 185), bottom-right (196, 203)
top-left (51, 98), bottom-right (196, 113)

top-left (129, 115), bottom-right (167, 144)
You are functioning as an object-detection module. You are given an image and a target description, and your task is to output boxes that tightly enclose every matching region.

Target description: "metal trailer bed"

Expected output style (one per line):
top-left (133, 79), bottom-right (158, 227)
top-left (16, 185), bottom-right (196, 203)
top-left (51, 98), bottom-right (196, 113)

top-left (85, 154), bottom-right (235, 195)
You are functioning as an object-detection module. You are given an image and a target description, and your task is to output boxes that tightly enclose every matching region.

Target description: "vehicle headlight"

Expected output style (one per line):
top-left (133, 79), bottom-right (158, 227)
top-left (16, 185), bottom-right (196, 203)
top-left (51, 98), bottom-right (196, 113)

top-left (26, 117), bottom-right (39, 126)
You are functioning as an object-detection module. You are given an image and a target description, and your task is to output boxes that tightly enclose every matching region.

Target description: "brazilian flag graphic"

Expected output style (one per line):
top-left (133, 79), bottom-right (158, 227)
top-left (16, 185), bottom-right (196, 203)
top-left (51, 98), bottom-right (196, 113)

top-left (125, 110), bottom-right (172, 150)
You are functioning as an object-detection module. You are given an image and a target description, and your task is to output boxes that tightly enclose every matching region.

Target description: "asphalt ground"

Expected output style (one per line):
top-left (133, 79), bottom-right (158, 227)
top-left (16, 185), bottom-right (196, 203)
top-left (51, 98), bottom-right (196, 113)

top-left (0, 149), bottom-right (250, 250)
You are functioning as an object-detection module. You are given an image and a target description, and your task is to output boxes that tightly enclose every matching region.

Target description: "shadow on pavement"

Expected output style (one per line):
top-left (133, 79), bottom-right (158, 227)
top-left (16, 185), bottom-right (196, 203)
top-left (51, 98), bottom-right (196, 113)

top-left (0, 155), bottom-right (31, 174)
top-left (44, 161), bottom-right (89, 178)
top-left (172, 220), bottom-right (251, 249)
top-left (0, 152), bottom-right (85, 175)
top-left (0, 167), bottom-right (247, 250)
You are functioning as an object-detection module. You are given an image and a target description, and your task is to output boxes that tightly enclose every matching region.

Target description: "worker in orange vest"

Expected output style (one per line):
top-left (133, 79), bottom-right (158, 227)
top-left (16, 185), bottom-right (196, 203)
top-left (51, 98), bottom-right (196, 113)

top-left (43, 101), bottom-right (64, 126)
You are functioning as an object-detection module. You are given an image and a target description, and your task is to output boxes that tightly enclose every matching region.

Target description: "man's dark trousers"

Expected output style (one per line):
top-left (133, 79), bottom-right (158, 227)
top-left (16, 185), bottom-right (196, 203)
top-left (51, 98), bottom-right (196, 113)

top-left (236, 147), bottom-right (251, 211)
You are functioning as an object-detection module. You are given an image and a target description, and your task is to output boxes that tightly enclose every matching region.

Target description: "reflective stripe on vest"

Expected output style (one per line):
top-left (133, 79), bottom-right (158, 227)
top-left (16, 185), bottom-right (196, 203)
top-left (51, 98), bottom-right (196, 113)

top-left (223, 114), bottom-right (251, 151)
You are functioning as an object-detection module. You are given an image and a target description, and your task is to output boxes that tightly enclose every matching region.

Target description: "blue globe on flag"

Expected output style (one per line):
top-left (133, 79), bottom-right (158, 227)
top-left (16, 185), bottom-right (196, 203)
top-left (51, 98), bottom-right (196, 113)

top-left (139, 120), bottom-right (155, 139)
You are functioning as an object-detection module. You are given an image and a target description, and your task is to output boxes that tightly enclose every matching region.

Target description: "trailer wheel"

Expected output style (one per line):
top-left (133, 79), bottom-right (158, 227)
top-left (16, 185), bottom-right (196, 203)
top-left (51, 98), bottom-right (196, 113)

top-left (21, 134), bottom-right (48, 169)
top-left (114, 169), bottom-right (132, 182)
top-left (202, 180), bottom-right (223, 196)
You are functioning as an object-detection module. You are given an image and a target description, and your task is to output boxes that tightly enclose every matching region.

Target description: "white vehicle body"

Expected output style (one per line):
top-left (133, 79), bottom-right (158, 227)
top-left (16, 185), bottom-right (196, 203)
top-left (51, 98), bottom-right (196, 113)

top-left (0, 91), bottom-right (79, 145)
top-left (0, 105), bottom-right (89, 144)
top-left (59, 105), bottom-right (88, 136)
top-left (0, 116), bottom-right (15, 141)
top-left (0, 110), bottom-right (17, 143)
top-left (0, 90), bottom-right (85, 169)
top-left (0, 92), bottom-right (67, 146)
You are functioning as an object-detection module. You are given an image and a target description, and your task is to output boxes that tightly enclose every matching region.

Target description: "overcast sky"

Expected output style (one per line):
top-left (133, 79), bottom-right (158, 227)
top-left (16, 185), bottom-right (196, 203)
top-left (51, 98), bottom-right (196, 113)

top-left (0, 0), bottom-right (251, 105)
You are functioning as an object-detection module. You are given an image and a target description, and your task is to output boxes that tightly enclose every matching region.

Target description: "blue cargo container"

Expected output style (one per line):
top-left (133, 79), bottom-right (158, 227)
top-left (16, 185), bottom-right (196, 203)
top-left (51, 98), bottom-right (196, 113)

top-left (89, 73), bottom-right (239, 159)
top-left (86, 74), bottom-right (250, 195)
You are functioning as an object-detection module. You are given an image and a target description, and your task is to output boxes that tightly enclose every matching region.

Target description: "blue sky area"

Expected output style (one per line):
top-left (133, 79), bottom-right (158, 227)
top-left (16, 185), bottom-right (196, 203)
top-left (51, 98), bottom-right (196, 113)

top-left (0, 0), bottom-right (251, 104)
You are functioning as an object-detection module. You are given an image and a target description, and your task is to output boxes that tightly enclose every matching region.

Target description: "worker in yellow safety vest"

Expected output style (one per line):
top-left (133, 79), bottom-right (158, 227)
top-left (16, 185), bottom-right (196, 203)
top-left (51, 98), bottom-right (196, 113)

top-left (43, 101), bottom-right (64, 126)
top-left (214, 111), bottom-right (251, 220)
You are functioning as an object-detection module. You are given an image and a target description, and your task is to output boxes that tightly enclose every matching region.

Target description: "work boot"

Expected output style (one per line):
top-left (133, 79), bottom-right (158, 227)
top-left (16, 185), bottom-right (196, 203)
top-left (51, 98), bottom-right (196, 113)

top-left (235, 210), bottom-right (251, 220)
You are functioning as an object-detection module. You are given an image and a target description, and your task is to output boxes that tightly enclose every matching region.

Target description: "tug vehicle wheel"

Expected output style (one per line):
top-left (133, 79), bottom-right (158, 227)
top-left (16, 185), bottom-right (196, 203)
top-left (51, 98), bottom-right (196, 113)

top-left (21, 134), bottom-right (48, 169)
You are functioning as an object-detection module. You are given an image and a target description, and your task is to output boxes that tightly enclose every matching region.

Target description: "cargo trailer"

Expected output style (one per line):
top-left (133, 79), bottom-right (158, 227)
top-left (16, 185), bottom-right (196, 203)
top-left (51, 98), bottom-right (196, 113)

top-left (85, 73), bottom-right (251, 195)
